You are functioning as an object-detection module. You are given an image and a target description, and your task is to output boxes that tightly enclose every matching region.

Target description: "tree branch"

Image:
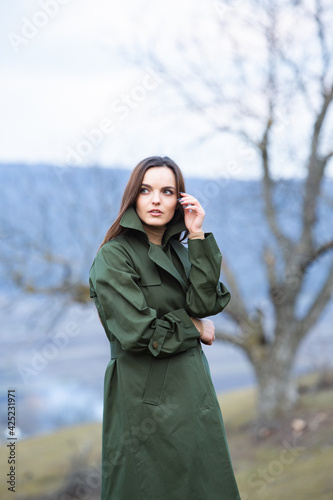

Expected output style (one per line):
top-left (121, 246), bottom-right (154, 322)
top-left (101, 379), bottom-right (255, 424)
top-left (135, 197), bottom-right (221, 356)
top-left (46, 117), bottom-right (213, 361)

top-left (221, 258), bottom-right (270, 351)
top-left (263, 244), bottom-right (278, 284)
top-left (314, 0), bottom-right (331, 91)
top-left (221, 259), bottom-right (248, 326)
top-left (309, 84), bottom-right (333, 163)
top-left (257, 117), bottom-right (292, 252)
top-left (214, 329), bottom-right (246, 348)
top-left (301, 83), bottom-right (333, 248)
top-left (300, 239), bottom-right (333, 273)
top-left (323, 151), bottom-right (333, 163)
top-left (298, 262), bottom-right (333, 340)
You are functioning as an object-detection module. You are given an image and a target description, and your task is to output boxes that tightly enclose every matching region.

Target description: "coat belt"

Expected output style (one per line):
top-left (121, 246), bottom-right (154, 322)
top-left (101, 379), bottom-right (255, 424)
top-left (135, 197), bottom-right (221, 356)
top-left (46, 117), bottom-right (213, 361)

top-left (110, 339), bottom-right (119, 359)
top-left (110, 338), bottom-right (202, 406)
top-left (110, 337), bottom-right (169, 405)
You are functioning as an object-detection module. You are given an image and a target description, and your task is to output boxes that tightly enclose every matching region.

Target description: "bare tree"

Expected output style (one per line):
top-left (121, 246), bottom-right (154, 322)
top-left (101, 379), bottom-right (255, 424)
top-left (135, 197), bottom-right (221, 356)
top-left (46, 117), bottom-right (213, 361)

top-left (135, 0), bottom-right (333, 425)
top-left (0, 165), bottom-right (122, 309)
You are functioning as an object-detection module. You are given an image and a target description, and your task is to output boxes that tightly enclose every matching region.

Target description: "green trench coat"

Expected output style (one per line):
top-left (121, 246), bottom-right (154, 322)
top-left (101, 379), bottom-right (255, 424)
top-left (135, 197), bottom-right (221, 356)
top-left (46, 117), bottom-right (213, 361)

top-left (89, 207), bottom-right (241, 500)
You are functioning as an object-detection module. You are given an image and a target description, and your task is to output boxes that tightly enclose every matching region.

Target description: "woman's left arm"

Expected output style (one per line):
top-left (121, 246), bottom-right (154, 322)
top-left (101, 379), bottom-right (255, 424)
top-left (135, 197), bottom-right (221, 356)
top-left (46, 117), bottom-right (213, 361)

top-left (186, 234), bottom-right (231, 317)
top-left (179, 192), bottom-right (231, 317)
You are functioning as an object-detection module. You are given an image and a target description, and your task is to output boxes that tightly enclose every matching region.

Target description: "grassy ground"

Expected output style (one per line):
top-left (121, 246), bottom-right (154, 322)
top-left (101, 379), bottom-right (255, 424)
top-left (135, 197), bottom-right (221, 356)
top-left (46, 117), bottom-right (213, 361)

top-left (1, 372), bottom-right (332, 499)
top-left (218, 372), bottom-right (333, 500)
top-left (0, 423), bottom-right (102, 500)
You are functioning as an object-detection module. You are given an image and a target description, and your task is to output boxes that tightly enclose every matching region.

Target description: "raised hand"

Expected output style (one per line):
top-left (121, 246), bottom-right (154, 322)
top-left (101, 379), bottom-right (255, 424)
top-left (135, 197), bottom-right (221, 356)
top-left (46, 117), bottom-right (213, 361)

top-left (178, 192), bottom-right (205, 234)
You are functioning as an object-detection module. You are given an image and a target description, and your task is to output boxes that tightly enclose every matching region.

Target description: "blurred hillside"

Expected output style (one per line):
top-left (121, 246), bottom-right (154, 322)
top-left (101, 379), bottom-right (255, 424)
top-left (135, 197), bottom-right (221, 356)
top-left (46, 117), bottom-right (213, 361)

top-left (1, 162), bottom-right (333, 291)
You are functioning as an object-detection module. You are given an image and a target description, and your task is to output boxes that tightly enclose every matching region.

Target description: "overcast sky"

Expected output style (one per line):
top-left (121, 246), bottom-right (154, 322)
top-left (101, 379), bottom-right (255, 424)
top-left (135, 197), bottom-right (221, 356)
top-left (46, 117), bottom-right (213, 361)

top-left (1, 0), bottom-right (332, 179)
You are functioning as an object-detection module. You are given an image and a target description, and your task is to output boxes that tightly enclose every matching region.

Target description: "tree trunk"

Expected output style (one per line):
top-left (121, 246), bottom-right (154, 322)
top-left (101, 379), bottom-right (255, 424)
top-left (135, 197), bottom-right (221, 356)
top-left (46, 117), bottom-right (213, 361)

top-left (251, 339), bottom-right (298, 428)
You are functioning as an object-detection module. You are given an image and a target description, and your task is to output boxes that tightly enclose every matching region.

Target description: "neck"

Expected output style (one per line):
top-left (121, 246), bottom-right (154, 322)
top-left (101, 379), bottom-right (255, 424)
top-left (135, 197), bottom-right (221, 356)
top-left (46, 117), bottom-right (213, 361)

top-left (142, 223), bottom-right (166, 245)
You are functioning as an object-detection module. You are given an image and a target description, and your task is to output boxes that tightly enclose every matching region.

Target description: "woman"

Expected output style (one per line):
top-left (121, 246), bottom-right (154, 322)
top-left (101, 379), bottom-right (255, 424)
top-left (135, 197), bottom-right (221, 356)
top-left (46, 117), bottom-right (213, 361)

top-left (89, 156), bottom-right (241, 500)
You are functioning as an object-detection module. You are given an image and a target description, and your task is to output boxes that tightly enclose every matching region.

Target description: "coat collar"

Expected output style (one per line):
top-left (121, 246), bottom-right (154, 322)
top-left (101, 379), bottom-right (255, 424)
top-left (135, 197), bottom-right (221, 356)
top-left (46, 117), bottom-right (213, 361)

top-left (120, 207), bottom-right (189, 292)
top-left (120, 206), bottom-right (186, 246)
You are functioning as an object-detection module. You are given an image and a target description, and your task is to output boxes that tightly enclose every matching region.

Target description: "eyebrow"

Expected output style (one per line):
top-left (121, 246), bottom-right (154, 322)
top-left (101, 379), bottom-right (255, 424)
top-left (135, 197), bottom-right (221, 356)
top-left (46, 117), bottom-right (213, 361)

top-left (141, 183), bottom-right (176, 190)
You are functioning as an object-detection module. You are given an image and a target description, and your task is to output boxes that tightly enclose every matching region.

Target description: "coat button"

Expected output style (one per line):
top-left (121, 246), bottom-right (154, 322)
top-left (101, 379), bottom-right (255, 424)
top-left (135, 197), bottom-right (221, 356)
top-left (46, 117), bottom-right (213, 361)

top-left (152, 341), bottom-right (158, 349)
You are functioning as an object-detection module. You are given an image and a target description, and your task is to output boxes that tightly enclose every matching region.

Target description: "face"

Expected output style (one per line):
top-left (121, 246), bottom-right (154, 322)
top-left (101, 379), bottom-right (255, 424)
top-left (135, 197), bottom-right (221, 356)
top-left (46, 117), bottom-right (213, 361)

top-left (136, 167), bottom-right (178, 228)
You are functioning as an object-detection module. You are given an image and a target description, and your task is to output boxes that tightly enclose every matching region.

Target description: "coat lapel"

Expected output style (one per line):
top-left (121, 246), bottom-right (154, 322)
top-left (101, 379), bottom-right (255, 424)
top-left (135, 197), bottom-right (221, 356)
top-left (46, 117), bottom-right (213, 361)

top-left (120, 206), bottom-right (189, 292)
top-left (148, 243), bottom-right (188, 292)
top-left (169, 239), bottom-right (191, 279)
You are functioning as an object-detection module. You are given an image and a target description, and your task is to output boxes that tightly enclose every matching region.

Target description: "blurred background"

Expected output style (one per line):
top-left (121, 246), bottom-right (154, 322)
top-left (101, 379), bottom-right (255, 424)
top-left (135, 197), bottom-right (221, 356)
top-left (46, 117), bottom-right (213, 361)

top-left (0, 1), bottom-right (333, 499)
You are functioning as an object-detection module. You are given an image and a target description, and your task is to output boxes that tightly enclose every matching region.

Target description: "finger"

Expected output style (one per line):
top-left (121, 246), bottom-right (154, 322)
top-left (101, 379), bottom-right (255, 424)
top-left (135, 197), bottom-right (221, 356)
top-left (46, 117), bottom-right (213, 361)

top-left (179, 198), bottom-right (202, 208)
top-left (182, 202), bottom-right (203, 213)
top-left (183, 204), bottom-right (201, 212)
top-left (178, 194), bottom-right (202, 206)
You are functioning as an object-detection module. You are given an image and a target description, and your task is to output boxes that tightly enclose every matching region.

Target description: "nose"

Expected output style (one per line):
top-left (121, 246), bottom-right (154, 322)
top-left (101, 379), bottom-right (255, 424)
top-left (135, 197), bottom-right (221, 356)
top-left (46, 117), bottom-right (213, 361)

top-left (152, 190), bottom-right (161, 204)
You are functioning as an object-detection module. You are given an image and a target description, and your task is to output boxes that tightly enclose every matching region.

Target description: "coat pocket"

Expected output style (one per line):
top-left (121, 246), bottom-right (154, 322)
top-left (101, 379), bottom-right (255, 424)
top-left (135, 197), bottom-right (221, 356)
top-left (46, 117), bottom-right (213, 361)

top-left (139, 275), bottom-right (161, 287)
top-left (138, 263), bottom-right (161, 287)
top-left (143, 357), bottom-right (169, 405)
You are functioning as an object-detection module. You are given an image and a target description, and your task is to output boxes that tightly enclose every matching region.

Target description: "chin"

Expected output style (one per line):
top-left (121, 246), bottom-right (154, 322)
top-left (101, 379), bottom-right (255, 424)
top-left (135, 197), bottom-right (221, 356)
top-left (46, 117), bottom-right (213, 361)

top-left (145, 219), bottom-right (166, 227)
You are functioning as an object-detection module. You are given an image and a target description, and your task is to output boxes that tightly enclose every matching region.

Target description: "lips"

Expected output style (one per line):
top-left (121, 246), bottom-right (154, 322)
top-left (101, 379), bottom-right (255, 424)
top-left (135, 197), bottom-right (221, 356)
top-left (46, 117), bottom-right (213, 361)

top-left (148, 210), bottom-right (163, 215)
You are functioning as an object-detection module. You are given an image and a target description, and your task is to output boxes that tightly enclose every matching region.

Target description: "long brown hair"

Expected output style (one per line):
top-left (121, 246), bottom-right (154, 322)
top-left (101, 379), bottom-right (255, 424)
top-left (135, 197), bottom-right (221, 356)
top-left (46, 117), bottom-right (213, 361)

top-left (99, 156), bottom-right (187, 249)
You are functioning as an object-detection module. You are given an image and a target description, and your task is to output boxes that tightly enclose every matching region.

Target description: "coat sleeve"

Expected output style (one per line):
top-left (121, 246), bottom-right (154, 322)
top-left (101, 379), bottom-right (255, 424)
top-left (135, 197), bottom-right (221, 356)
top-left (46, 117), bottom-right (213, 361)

top-left (89, 240), bottom-right (200, 358)
top-left (185, 233), bottom-right (231, 318)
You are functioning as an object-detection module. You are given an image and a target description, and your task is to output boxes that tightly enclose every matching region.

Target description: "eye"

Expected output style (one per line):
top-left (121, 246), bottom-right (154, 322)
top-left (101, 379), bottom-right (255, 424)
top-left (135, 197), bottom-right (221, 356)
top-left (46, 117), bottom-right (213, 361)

top-left (164, 189), bottom-right (175, 195)
top-left (140, 187), bottom-right (149, 194)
